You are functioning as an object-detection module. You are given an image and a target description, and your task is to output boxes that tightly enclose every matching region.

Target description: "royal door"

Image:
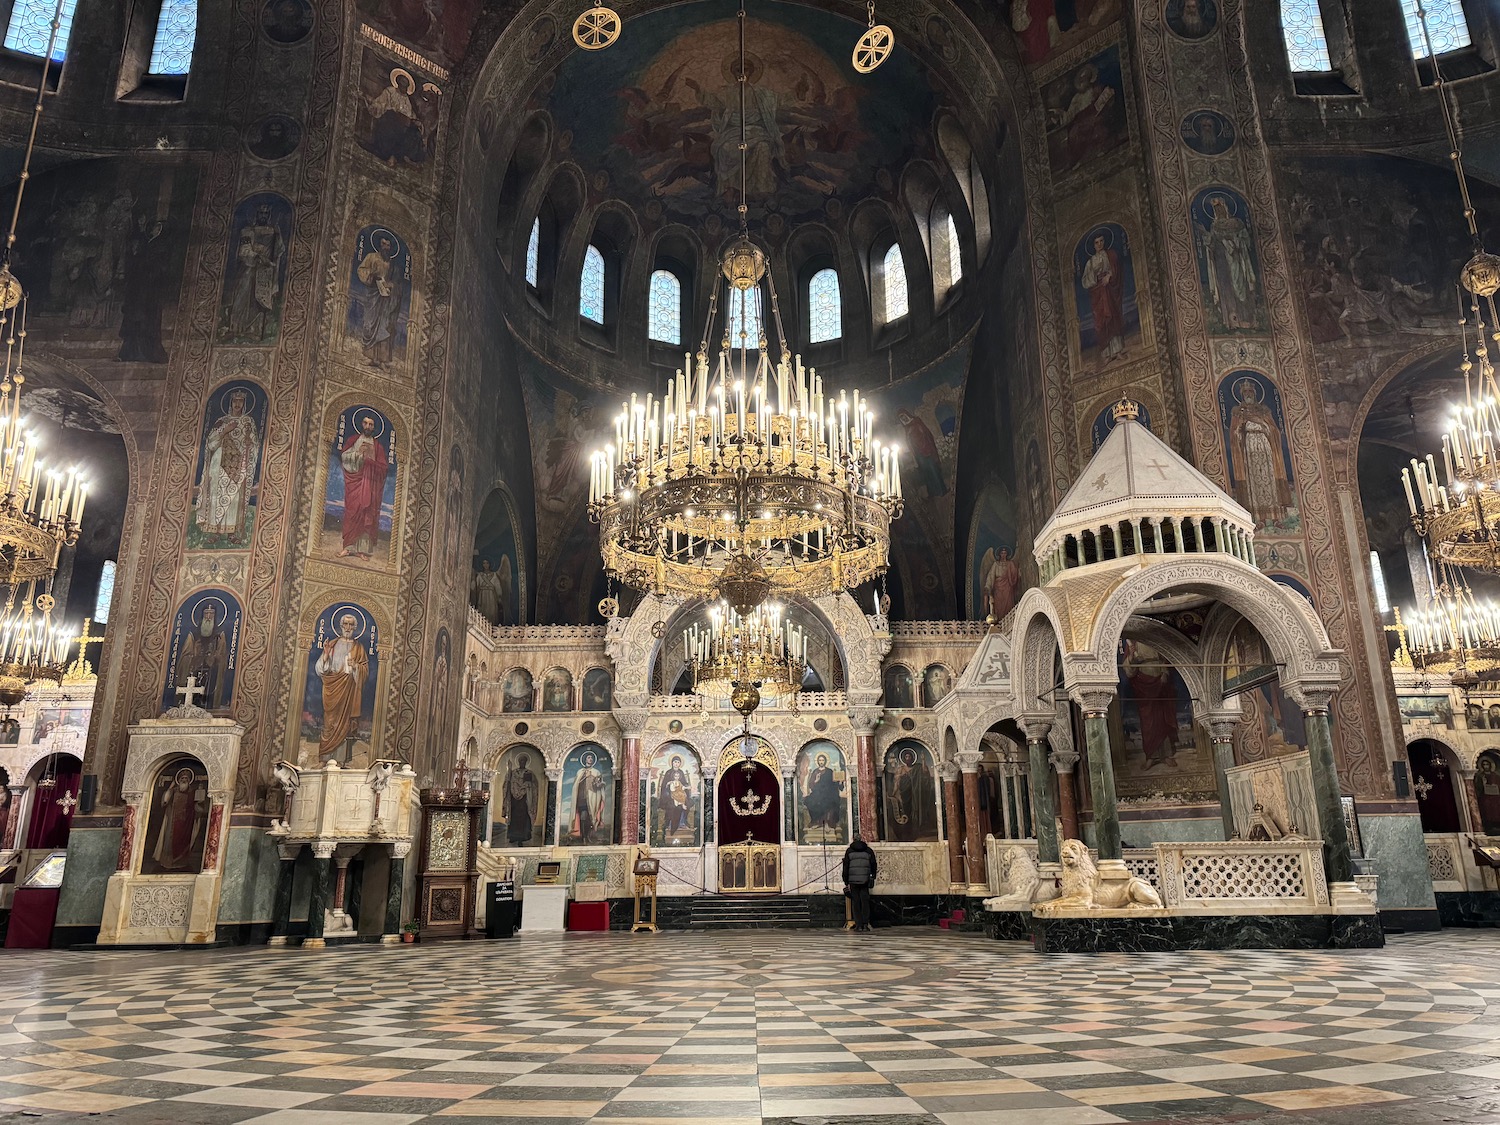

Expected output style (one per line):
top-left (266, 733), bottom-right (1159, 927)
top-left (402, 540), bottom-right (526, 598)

top-left (716, 739), bottom-right (782, 893)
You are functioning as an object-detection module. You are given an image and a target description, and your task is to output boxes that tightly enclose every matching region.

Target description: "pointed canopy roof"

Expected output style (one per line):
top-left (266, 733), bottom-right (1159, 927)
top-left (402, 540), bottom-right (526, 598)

top-left (1033, 400), bottom-right (1253, 563)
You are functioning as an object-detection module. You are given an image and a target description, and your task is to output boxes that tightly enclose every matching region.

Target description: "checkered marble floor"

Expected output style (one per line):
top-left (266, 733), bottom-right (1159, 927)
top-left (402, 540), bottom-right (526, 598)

top-left (2, 931), bottom-right (1500, 1123)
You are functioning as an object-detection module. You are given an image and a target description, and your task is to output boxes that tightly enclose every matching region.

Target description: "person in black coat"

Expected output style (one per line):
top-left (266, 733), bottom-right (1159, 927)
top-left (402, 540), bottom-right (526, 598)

top-left (842, 834), bottom-right (878, 932)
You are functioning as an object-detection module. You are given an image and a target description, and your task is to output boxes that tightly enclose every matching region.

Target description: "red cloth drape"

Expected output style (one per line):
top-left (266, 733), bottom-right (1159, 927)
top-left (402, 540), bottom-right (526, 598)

top-left (25, 759), bottom-right (80, 849)
top-left (715, 760), bottom-right (780, 845)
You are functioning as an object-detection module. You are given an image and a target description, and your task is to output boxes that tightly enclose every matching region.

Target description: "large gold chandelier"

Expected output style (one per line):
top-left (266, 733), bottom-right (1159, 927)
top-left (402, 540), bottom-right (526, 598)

top-left (1401, 2), bottom-right (1500, 573)
top-left (0, 0), bottom-right (86, 706)
top-left (685, 600), bottom-right (806, 719)
top-left (587, 0), bottom-right (901, 617)
top-left (1401, 560), bottom-right (1500, 686)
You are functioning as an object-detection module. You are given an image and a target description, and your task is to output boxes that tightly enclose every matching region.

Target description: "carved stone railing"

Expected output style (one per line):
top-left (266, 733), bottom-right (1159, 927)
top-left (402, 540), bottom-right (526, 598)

top-left (890, 621), bottom-right (992, 638)
top-left (468, 610), bottom-right (609, 645)
top-left (1153, 839), bottom-right (1328, 912)
top-left (647, 690), bottom-right (850, 713)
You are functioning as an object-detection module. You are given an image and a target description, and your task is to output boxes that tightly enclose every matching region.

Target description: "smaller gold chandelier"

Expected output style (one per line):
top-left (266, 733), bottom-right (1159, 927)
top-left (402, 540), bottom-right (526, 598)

top-left (1402, 562), bottom-right (1500, 686)
top-left (685, 600), bottom-right (806, 717)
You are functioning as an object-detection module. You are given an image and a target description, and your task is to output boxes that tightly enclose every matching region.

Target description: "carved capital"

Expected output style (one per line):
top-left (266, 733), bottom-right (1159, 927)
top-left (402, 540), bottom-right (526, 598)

top-left (1069, 687), bottom-right (1116, 716)
top-left (1199, 715), bottom-right (1240, 744)
top-left (310, 839), bottom-right (337, 860)
top-left (1048, 747), bottom-right (1080, 774)
top-left (277, 843), bottom-right (300, 862)
top-left (390, 840), bottom-right (412, 859)
top-left (614, 708), bottom-right (650, 739)
top-left (939, 758), bottom-right (961, 783)
top-left (1288, 686), bottom-right (1335, 714)
top-left (846, 705), bottom-right (883, 736)
top-left (1019, 713), bottom-right (1053, 743)
top-left (546, 768), bottom-right (562, 781)
top-left (955, 750), bottom-right (983, 774)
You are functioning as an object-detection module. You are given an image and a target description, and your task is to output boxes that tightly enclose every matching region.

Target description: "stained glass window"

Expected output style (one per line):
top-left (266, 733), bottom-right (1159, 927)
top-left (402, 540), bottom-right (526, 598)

top-left (648, 269), bottom-right (681, 344)
top-left (148, 0), bottom-right (197, 75)
top-left (881, 243), bottom-right (909, 324)
top-left (94, 560), bottom-right (116, 624)
top-left (4, 0), bottom-right (78, 62)
top-left (1403, 0), bottom-right (1471, 58)
top-left (1280, 0), bottom-right (1333, 72)
top-left (808, 268), bottom-right (841, 343)
top-left (525, 219), bottom-right (539, 287)
top-left (1369, 551), bottom-right (1390, 615)
top-left (725, 284), bottom-right (762, 350)
top-left (580, 244), bottom-right (605, 324)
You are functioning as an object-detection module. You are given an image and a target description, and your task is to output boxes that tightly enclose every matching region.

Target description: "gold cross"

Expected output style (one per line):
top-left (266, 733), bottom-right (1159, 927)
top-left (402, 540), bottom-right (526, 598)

top-left (1384, 606), bottom-right (1412, 668)
top-left (63, 618), bottom-right (104, 682)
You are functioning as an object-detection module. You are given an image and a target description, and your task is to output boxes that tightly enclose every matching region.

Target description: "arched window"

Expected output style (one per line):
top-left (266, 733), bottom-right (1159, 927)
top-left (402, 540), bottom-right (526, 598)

top-left (525, 218), bottom-right (540, 288)
top-left (94, 560), bottom-right (117, 624)
top-left (648, 269), bottom-right (682, 344)
top-left (1280, 0), bottom-right (1333, 72)
top-left (808, 268), bottom-right (841, 343)
top-left (148, 0), bottom-right (197, 75)
top-left (4, 0), bottom-right (78, 61)
top-left (725, 284), bottom-right (763, 350)
top-left (931, 209), bottom-right (962, 294)
top-left (1370, 551), bottom-right (1390, 615)
top-left (944, 213), bottom-right (962, 285)
top-left (1402, 0), bottom-right (1471, 57)
top-left (580, 244), bottom-right (605, 324)
top-left (878, 242), bottom-right (909, 325)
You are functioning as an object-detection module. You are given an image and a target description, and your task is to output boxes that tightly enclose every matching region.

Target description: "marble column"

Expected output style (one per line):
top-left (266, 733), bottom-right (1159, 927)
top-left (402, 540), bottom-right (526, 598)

top-left (383, 840), bottom-right (410, 943)
top-left (1302, 696), bottom-right (1353, 884)
top-left (1022, 718), bottom-right (1058, 864)
top-left (848, 706), bottom-right (882, 839)
top-left (957, 750), bottom-right (986, 893)
top-left (1202, 714), bottom-right (1241, 841)
top-left (616, 708), bottom-right (648, 846)
top-left (940, 758), bottom-right (964, 887)
top-left (304, 840), bottom-right (335, 950)
top-left (1050, 746), bottom-right (1080, 842)
top-left (268, 843), bottom-right (298, 947)
top-left (1074, 689), bottom-right (1121, 860)
top-left (1, 785), bottom-right (23, 850)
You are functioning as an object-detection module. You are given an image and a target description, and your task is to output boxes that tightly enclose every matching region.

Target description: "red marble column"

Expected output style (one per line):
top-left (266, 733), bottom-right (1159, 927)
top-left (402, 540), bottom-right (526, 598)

top-left (620, 736), bottom-right (641, 844)
top-left (202, 804), bottom-right (225, 872)
top-left (941, 762), bottom-right (963, 885)
top-left (115, 805), bottom-right (136, 871)
top-left (2, 786), bottom-right (24, 850)
top-left (855, 732), bottom-right (877, 838)
top-left (958, 753), bottom-right (985, 890)
top-left (1053, 749), bottom-right (1081, 840)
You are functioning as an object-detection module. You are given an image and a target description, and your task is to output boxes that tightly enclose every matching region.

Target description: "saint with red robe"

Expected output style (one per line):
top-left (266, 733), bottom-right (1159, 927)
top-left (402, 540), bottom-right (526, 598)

top-left (1123, 641), bottom-right (1180, 770)
top-left (338, 413), bottom-right (389, 559)
top-left (1080, 231), bottom-right (1127, 362)
top-left (147, 765), bottom-right (208, 873)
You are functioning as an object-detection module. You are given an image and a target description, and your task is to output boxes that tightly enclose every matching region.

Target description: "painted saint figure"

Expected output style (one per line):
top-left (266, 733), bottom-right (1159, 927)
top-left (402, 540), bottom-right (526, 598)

top-left (195, 389), bottom-right (260, 545)
top-left (1198, 194), bottom-right (1258, 330)
top-left (1079, 230), bottom-right (1126, 362)
top-left (500, 751), bottom-right (540, 846)
top-left (1122, 640), bottom-right (1179, 770)
top-left (1476, 755), bottom-right (1500, 835)
top-left (801, 752), bottom-right (845, 841)
top-left (367, 68), bottom-right (428, 167)
top-left (657, 754), bottom-right (692, 838)
top-left (356, 233), bottom-right (405, 366)
top-left (570, 750), bottom-right (607, 843)
top-left (981, 546), bottom-right (1021, 622)
top-left (1227, 378), bottom-right (1292, 525)
top-left (338, 413), bottom-right (389, 559)
top-left (315, 612), bottom-right (370, 761)
top-left (470, 559), bottom-right (503, 624)
top-left (149, 766), bottom-right (209, 873)
top-left (179, 601), bottom-right (231, 711)
top-left (224, 202), bottom-right (287, 341)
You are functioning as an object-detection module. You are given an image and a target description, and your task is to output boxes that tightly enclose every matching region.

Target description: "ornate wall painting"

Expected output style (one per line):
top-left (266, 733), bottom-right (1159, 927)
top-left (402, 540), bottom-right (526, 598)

top-left (502, 668), bottom-right (533, 712)
top-left (1164, 0), bottom-right (1217, 39)
top-left (921, 664), bottom-right (953, 707)
top-left (1071, 222), bottom-right (1141, 372)
top-left (161, 588), bottom-right (243, 714)
top-left (1191, 187), bottom-right (1267, 334)
top-left (321, 404), bottom-right (399, 566)
top-left (472, 487), bottom-right (521, 625)
top-left (968, 483), bottom-right (1021, 621)
top-left (882, 740), bottom-right (939, 842)
top-left (1397, 694), bottom-right (1454, 728)
top-left (0, 716), bottom-right (18, 744)
top-left (883, 664), bottom-right (915, 709)
top-left (262, 0), bottom-right (313, 43)
top-left (1476, 750), bottom-right (1500, 835)
top-left (10, 160), bottom-right (197, 364)
top-left (559, 743), bottom-right (614, 845)
top-left (34, 708), bottom-right (89, 741)
top-left (493, 744), bottom-right (545, 847)
top-left (1007, 0), bottom-right (1122, 66)
top-left (217, 193), bottom-right (292, 345)
top-left (428, 628), bottom-right (452, 763)
top-left (581, 667), bottom-right (612, 711)
top-left (140, 756), bottom-right (210, 876)
top-left (356, 48), bottom-right (443, 170)
top-left (244, 114), bottom-right (302, 162)
top-left (300, 602), bottom-right (381, 767)
top-left (1180, 109), bottom-right (1235, 156)
top-left (188, 380), bottom-right (267, 550)
top-left (356, 0), bottom-right (480, 69)
top-left (1040, 45), bottom-right (1127, 177)
top-left (1024, 437), bottom-right (1049, 529)
top-left (1218, 370), bottom-right (1299, 533)
top-left (1110, 640), bottom-right (1217, 802)
top-left (649, 742), bottom-right (701, 847)
top-left (795, 740), bottom-right (849, 846)
top-left (441, 445), bottom-right (465, 589)
top-left (542, 668), bottom-right (573, 712)
top-left (1090, 398), bottom-right (1152, 451)
top-left (344, 224), bottom-right (413, 368)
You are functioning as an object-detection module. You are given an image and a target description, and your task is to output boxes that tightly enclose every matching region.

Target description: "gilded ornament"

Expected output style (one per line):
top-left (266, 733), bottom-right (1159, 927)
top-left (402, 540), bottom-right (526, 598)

top-left (572, 6), bottom-right (621, 50)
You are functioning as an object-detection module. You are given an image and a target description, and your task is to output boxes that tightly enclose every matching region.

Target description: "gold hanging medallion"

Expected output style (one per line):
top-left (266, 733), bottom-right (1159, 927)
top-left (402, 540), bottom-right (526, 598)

top-left (597, 595), bottom-right (620, 618)
top-left (573, 6), bottom-right (621, 50)
top-left (852, 24), bottom-right (894, 73)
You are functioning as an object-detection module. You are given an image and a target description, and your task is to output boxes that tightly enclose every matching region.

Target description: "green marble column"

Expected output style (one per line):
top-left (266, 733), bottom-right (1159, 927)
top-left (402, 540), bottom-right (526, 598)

top-left (1210, 732), bottom-right (1237, 841)
top-left (384, 854), bottom-right (406, 938)
top-left (1026, 735), bottom-right (1058, 864)
top-left (1304, 706), bottom-right (1353, 883)
top-left (268, 854), bottom-right (296, 944)
top-left (1081, 700), bottom-right (1121, 860)
top-left (306, 854), bottom-right (333, 944)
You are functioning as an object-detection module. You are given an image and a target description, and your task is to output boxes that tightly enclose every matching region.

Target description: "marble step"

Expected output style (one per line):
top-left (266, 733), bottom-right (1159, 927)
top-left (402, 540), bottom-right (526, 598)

top-left (689, 896), bottom-right (815, 926)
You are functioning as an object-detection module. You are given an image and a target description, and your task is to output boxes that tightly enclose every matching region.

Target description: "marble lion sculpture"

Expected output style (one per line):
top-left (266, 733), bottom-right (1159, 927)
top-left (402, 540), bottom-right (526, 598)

top-left (983, 845), bottom-right (1041, 908)
top-left (1043, 838), bottom-right (1162, 911)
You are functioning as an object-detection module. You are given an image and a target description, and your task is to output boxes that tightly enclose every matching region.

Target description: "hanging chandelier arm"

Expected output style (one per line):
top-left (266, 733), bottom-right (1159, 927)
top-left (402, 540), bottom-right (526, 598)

top-left (2, 0), bottom-right (64, 271)
top-left (737, 0), bottom-right (748, 236)
top-left (1415, 2), bottom-right (1483, 248)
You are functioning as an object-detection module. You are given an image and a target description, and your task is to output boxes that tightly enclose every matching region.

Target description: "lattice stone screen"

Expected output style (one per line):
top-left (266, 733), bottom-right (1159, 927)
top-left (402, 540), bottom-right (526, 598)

top-left (1179, 852), bottom-right (1305, 899)
top-left (1427, 839), bottom-right (1459, 883)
